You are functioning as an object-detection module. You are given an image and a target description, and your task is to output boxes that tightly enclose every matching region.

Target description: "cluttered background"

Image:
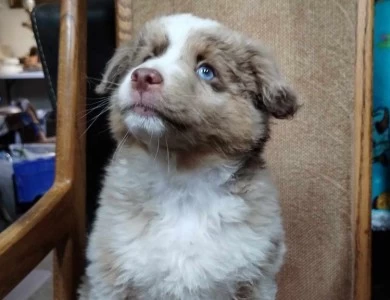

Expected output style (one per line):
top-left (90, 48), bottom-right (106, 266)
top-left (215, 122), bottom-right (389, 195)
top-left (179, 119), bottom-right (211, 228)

top-left (0, 0), bottom-right (56, 232)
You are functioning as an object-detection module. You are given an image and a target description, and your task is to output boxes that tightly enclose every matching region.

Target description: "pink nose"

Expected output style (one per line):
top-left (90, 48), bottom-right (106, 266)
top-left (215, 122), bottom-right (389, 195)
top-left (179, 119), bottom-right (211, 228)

top-left (131, 68), bottom-right (163, 91)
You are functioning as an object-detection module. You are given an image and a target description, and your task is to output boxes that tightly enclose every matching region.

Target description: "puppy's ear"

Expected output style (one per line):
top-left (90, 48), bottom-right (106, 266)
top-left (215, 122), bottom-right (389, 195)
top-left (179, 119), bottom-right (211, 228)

top-left (249, 44), bottom-right (298, 119)
top-left (95, 41), bottom-right (136, 95)
top-left (258, 80), bottom-right (298, 119)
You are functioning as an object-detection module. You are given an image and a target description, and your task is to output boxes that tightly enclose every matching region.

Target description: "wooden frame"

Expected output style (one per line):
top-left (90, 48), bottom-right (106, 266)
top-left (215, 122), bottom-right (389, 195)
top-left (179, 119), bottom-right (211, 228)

top-left (115, 0), bottom-right (132, 45)
top-left (0, 0), bottom-right (373, 299)
top-left (0, 0), bottom-right (86, 299)
top-left (353, 0), bottom-right (374, 299)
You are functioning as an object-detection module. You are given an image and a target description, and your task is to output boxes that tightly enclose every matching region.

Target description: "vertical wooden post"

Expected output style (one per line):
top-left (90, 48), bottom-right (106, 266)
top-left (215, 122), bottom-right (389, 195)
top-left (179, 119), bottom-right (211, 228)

top-left (115, 0), bottom-right (132, 45)
top-left (53, 0), bottom-right (86, 299)
top-left (354, 0), bottom-right (373, 300)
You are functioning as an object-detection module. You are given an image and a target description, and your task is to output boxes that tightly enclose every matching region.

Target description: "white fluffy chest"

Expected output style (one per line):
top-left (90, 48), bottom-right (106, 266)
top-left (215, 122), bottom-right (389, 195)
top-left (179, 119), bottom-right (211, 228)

top-left (112, 188), bottom-right (264, 292)
top-left (95, 150), bottom-right (269, 295)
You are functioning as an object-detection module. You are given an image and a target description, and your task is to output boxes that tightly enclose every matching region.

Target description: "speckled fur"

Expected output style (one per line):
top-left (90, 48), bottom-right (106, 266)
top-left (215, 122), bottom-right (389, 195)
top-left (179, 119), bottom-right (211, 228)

top-left (79, 14), bottom-right (296, 300)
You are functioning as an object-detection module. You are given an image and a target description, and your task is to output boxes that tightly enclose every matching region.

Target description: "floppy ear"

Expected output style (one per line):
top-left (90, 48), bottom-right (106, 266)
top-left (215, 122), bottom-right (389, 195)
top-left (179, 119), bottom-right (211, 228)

top-left (249, 43), bottom-right (298, 119)
top-left (95, 40), bottom-right (137, 95)
top-left (258, 79), bottom-right (298, 119)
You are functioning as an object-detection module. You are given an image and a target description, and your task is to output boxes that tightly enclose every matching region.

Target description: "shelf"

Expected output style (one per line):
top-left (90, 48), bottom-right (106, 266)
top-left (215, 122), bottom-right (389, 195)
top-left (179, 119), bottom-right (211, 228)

top-left (0, 71), bottom-right (44, 80)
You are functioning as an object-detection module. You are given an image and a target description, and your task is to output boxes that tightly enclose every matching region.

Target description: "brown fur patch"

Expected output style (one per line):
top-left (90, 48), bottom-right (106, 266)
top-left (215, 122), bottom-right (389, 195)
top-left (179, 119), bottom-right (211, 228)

top-left (185, 28), bottom-right (298, 119)
top-left (174, 147), bottom-right (231, 171)
top-left (137, 22), bottom-right (170, 61)
top-left (235, 282), bottom-right (254, 299)
top-left (96, 22), bottom-right (169, 94)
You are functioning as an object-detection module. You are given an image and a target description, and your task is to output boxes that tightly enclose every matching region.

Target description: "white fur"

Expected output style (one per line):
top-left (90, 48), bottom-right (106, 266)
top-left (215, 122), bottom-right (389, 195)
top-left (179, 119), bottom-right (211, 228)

top-left (81, 146), bottom-right (283, 300)
top-left (124, 113), bottom-right (166, 138)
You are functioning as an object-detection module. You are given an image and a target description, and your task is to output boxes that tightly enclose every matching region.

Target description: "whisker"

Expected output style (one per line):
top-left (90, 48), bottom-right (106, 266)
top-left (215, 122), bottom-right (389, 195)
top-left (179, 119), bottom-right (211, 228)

top-left (154, 137), bottom-right (160, 161)
top-left (95, 127), bottom-right (111, 136)
top-left (81, 106), bottom-right (110, 136)
top-left (87, 76), bottom-right (120, 86)
top-left (78, 101), bottom-right (110, 120)
top-left (149, 129), bottom-right (154, 145)
top-left (82, 99), bottom-right (109, 110)
top-left (86, 96), bottom-right (111, 102)
top-left (113, 131), bottom-right (129, 159)
top-left (165, 136), bottom-right (170, 174)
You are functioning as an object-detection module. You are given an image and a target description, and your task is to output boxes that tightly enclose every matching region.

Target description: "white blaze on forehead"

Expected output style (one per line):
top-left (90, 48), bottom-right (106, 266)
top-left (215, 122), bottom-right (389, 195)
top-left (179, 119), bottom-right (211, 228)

top-left (118, 14), bottom-right (220, 107)
top-left (159, 14), bottom-right (220, 51)
top-left (142, 14), bottom-right (220, 85)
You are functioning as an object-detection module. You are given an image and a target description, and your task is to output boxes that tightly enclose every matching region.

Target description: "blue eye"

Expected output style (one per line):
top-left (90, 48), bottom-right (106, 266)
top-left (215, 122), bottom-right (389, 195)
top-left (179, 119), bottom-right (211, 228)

top-left (196, 64), bottom-right (215, 81)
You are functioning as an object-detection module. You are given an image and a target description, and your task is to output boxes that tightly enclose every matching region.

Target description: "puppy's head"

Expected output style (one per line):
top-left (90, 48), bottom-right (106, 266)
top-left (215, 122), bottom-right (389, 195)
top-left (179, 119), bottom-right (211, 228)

top-left (97, 14), bottom-right (297, 157)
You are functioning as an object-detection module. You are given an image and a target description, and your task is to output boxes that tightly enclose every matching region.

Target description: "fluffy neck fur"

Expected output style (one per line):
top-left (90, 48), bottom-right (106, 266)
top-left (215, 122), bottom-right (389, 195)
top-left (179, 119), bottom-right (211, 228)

top-left (117, 138), bottom-right (254, 188)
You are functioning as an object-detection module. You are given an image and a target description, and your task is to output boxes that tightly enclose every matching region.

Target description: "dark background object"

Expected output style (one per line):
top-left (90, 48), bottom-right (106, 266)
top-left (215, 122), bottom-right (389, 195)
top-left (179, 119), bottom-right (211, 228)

top-left (31, 0), bottom-right (116, 230)
top-left (372, 231), bottom-right (390, 299)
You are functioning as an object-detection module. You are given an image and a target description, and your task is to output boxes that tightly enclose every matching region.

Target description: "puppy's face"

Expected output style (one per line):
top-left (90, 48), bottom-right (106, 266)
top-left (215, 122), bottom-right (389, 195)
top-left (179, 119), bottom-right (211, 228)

top-left (97, 14), bottom-right (297, 156)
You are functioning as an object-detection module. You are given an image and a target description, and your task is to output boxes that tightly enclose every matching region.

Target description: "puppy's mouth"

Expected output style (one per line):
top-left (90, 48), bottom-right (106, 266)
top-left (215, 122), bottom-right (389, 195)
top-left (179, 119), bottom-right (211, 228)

top-left (126, 104), bottom-right (189, 130)
top-left (130, 103), bottom-right (158, 117)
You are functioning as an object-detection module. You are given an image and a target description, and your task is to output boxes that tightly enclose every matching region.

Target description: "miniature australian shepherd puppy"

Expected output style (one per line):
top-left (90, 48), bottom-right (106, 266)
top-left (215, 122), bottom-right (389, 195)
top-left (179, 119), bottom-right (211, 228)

top-left (79, 13), bottom-right (298, 300)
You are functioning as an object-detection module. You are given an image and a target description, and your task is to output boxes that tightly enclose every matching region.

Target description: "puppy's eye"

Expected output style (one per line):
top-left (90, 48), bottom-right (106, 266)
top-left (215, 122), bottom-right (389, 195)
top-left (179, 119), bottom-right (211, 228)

top-left (196, 64), bottom-right (215, 81)
top-left (143, 55), bottom-right (152, 62)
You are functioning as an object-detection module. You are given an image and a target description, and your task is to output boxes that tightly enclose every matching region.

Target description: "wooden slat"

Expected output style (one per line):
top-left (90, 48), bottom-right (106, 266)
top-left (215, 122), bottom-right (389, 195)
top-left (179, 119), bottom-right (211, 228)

top-left (353, 0), bottom-right (373, 299)
top-left (53, 0), bottom-right (86, 299)
top-left (116, 0), bottom-right (132, 45)
top-left (0, 0), bottom-right (86, 298)
top-left (0, 182), bottom-right (71, 298)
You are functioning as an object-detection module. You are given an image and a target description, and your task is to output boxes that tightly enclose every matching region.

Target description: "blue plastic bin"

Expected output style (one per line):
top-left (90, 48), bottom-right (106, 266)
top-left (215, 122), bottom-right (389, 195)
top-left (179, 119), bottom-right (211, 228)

top-left (13, 156), bottom-right (55, 204)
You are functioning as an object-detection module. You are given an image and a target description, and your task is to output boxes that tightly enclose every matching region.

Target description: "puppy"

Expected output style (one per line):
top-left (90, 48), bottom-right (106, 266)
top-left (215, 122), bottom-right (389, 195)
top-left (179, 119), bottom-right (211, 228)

top-left (79, 14), bottom-right (297, 300)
